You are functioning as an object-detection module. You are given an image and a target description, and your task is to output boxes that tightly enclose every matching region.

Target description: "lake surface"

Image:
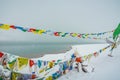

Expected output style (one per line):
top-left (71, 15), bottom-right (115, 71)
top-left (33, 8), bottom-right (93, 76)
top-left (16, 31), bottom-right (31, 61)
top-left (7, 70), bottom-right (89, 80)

top-left (0, 42), bottom-right (83, 58)
top-left (0, 41), bottom-right (104, 58)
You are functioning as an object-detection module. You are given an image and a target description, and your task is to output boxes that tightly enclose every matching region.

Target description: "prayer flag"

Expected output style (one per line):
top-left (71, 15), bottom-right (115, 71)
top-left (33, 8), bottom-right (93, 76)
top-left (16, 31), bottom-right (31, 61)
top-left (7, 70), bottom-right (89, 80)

top-left (17, 57), bottom-right (28, 70)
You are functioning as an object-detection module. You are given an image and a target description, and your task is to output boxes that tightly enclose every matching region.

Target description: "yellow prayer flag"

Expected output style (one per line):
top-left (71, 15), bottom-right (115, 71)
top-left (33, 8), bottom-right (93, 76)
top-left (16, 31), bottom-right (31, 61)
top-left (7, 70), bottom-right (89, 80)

top-left (46, 77), bottom-right (49, 80)
top-left (83, 55), bottom-right (87, 61)
top-left (39, 68), bottom-right (45, 73)
top-left (0, 24), bottom-right (10, 30)
top-left (102, 48), bottom-right (106, 51)
top-left (32, 31), bottom-right (38, 34)
top-left (17, 57), bottom-right (28, 70)
top-left (87, 54), bottom-right (93, 62)
top-left (85, 34), bottom-right (89, 38)
top-left (8, 60), bottom-right (16, 70)
top-left (46, 76), bottom-right (52, 80)
top-left (49, 76), bottom-right (52, 80)
top-left (38, 30), bottom-right (46, 35)
top-left (11, 72), bottom-right (20, 80)
top-left (72, 33), bottom-right (78, 37)
top-left (48, 61), bottom-right (54, 68)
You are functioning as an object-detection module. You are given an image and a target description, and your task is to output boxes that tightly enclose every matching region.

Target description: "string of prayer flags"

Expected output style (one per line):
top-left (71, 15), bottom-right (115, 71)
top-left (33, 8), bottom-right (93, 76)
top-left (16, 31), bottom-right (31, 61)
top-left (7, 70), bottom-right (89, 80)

top-left (0, 44), bottom-right (113, 80)
top-left (17, 57), bottom-right (28, 70)
top-left (0, 23), bottom-right (113, 40)
top-left (45, 59), bottom-right (73, 80)
top-left (73, 45), bottom-right (111, 63)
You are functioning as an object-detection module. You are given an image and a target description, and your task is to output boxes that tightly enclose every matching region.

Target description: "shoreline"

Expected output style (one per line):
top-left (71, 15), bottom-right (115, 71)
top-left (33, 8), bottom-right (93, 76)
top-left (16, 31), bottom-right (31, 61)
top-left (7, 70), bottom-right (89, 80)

top-left (1, 46), bottom-right (72, 58)
top-left (0, 42), bottom-right (106, 58)
top-left (18, 48), bottom-right (72, 58)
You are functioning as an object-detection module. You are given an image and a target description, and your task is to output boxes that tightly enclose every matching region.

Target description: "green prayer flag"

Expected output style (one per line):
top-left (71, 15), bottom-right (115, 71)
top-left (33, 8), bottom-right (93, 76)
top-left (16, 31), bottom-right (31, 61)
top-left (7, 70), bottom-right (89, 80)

top-left (0, 77), bottom-right (3, 80)
top-left (113, 23), bottom-right (120, 41)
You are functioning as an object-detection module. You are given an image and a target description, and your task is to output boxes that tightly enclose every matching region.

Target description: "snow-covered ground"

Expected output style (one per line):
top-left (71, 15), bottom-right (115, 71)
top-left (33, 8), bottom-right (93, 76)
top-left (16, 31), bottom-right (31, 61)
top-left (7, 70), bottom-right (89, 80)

top-left (0, 44), bottom-right (120, 80)
top-left (58, 45), bottom-right (120, 80)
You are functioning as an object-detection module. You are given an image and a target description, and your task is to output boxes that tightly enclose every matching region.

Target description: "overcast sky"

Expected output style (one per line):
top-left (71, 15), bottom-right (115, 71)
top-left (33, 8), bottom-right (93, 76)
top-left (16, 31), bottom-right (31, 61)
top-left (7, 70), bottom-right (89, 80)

top-left (0, 0), bottom-right (120, 42)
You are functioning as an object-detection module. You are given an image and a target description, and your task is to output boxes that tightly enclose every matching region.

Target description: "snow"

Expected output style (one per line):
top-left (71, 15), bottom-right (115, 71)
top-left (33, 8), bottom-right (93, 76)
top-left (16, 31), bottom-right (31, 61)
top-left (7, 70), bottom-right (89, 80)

top-left (39, 49), bottom-right (75, 61)
top-left (58, 44), bottom-right (120, 80)
top-left (1, 43), bottom-right (120, 80)
top-left (20, 43), bottom-right (120, 80)
top-left (72, 44), bottom-right (109, 56)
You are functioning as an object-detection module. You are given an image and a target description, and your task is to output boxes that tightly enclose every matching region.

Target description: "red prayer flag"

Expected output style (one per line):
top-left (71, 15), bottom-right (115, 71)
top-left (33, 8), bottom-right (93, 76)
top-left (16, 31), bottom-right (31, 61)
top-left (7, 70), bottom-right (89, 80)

top-left (10, 25), bottom-right (16, 29)
top-left (28, 28), bottom-right (36, 32)
top-left (54, 32), bottom-right (59, 36)
top-left (75, 57), bottom-right (82, 63)
top-left (29, 59), bottom-right (34, 67)
top-left (0, 52), bottom-right (4, 58)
